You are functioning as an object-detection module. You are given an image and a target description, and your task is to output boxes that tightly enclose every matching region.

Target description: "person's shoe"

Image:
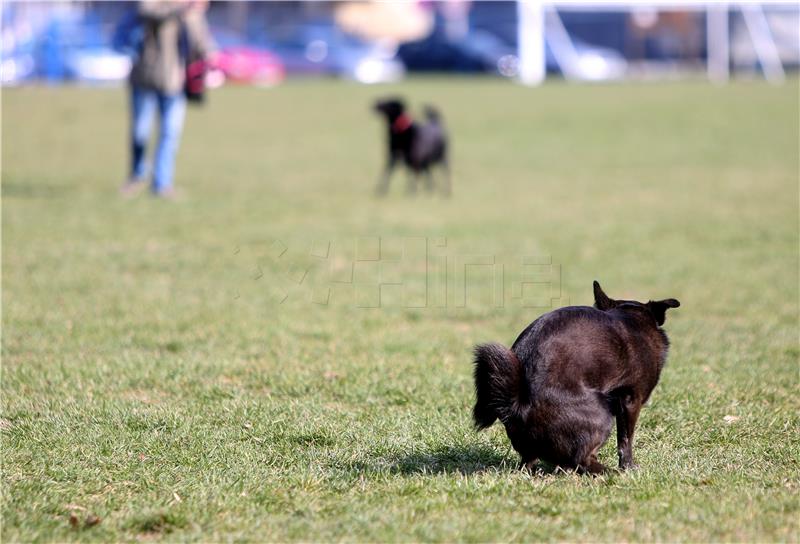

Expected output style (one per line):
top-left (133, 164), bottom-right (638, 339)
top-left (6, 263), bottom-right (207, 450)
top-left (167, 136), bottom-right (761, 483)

top-left (152, 187), bottom-right (182, 200)
top-left (120, 177), bottom-right (147, 198)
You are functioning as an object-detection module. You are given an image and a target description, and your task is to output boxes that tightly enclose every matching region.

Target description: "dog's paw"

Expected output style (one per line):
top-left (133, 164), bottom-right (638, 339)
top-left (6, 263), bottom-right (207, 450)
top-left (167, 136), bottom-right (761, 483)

top-left (518, 459), bottom-right (544, 475)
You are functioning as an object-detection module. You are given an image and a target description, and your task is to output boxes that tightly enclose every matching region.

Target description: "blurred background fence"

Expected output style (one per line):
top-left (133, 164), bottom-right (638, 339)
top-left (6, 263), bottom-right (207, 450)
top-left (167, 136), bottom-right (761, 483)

top-left (2, 1), bottom-right (797, 87)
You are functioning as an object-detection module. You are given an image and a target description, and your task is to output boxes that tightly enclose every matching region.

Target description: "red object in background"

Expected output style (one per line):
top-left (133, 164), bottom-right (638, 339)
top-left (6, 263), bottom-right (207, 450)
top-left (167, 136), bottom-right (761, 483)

top-left (212, 47), bottom-right (285, 85)
top-left (185, 59), bottom-right (207, 102)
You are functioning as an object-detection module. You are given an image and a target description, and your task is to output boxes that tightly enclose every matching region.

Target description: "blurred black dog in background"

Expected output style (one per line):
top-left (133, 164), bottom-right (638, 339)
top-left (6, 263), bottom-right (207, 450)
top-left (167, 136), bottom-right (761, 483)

top-left (373, 97), bottom-right (450, 197)
top-left (473, 281), bottom-right (680, 474)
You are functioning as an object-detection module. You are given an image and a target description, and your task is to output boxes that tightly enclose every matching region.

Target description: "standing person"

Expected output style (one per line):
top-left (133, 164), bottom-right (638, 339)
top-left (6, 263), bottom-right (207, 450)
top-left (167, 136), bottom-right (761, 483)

top-left (117, 0), bottom-right (214, 198)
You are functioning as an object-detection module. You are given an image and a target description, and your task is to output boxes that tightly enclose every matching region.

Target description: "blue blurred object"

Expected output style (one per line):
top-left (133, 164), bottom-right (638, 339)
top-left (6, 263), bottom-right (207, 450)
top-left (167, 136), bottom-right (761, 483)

top-left (2, 1), bottom-right (132, 84)
top-left (261, 22), bottom-right (403, 82)
top-left (398, 6), bottom-right (501, 73)
top-left (111, 7), bottom-right (143, 59)
top-left (1, 1), bottom-right (796, 85)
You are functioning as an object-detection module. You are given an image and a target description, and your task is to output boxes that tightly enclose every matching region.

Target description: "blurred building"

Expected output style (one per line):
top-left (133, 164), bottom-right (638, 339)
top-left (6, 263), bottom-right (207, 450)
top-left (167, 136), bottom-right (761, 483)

top-left (1, 1), bottom-right (797, 86)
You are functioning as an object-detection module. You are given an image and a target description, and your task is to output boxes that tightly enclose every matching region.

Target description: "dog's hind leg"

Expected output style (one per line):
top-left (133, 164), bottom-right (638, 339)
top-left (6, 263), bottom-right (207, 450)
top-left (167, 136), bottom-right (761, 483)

top-left (519, 458), bottom-right (540, 473)
top-left (577, 454), bottom-right (609, 475)
top-left (573, 438), bottom-right (611, 475)
top-left (615, 396), bottom-right (642, 470)
top-left (561, 400), bottom-right (613, 475)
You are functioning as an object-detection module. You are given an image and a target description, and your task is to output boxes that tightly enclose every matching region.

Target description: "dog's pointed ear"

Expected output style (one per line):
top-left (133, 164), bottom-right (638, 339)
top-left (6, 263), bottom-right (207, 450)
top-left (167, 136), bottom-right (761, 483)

top-left (646, 298), bottom-right (680, 326)
top-left (593, 281), bottom-right (616, 311)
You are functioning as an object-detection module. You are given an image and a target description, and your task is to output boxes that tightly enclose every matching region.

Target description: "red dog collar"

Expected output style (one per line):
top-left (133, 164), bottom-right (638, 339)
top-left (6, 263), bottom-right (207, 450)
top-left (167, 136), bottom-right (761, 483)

top-left (392, 114), bottom-right (413, 133)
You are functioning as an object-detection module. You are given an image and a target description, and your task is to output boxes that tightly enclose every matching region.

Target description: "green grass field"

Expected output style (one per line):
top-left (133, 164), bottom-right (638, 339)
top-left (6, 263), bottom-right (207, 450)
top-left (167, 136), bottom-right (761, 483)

top-left (2, 79), bottom-right (798, 542)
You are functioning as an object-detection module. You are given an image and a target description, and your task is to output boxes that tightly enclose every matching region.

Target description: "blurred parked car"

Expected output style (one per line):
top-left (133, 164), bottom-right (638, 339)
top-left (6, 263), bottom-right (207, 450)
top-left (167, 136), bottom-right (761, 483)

top-left (213, 46), bottom-right (284, 86)
top-left (263, 23), bottom-right (404, 82)
top-left (399, 5), bottom-right (627, 80)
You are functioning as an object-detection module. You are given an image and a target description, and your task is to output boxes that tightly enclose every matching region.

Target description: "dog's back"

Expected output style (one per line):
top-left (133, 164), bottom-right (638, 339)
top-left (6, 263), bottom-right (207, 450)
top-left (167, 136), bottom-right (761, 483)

top-left (512, 306), bottom-right (663, 395)
top-left (411, 123), bottom-right (446, 168)
top-left (410, 106), bottom-right (446, 168)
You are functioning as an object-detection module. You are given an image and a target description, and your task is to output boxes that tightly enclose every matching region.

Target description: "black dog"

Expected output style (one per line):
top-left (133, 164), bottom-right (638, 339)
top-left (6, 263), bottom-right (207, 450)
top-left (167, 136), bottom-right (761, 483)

top-left (473, 281), bottom-right (680, 474)
top-left (373, 98), bottom-right (450, 196)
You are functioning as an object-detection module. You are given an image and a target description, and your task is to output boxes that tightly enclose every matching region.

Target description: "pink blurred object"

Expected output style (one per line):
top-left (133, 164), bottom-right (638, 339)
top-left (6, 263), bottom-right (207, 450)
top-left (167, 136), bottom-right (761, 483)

top-left (185, 59), bottom-right (206, 101)
top-left (212, 47), bottom-right (285, 86)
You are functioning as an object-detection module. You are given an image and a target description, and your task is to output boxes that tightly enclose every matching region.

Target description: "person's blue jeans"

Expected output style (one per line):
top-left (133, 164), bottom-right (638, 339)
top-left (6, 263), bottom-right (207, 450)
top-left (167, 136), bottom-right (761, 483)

top-left (130, 86), bottom-right (186, 193)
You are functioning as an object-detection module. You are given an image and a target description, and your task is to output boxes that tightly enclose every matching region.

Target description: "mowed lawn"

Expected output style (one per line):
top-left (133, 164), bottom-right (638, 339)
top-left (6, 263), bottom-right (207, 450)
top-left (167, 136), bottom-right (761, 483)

top-left (2, 78), bottom-right (798, 542)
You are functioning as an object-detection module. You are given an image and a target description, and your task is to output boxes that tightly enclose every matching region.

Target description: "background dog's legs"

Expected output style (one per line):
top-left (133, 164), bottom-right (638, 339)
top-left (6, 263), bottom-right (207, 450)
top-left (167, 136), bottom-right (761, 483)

top-left (423, 169), bottom-right (435, 193)
top-left (441, 159), bottom-right (452, 197)
top-left (376, 157), bottom-right (396, 196)
top-left (616, 399), bottom-right (642, 469)
top-left (406, 171), bottom-right (418, 195)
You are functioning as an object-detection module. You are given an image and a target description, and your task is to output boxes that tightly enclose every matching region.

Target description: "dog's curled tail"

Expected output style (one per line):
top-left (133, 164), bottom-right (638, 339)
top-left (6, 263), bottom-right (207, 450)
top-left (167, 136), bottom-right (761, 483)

top-left (472, 343), bottom-right (528, 430)
top-left (423, 105), bottom-right (443, 124)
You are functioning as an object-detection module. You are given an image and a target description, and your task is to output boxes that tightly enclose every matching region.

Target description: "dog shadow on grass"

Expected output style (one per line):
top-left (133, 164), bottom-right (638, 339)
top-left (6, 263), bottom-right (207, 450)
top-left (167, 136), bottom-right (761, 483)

top-left (337, 444), bottom-right (563, 477)
top-left (387, 444), bottom-right (516, 476)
